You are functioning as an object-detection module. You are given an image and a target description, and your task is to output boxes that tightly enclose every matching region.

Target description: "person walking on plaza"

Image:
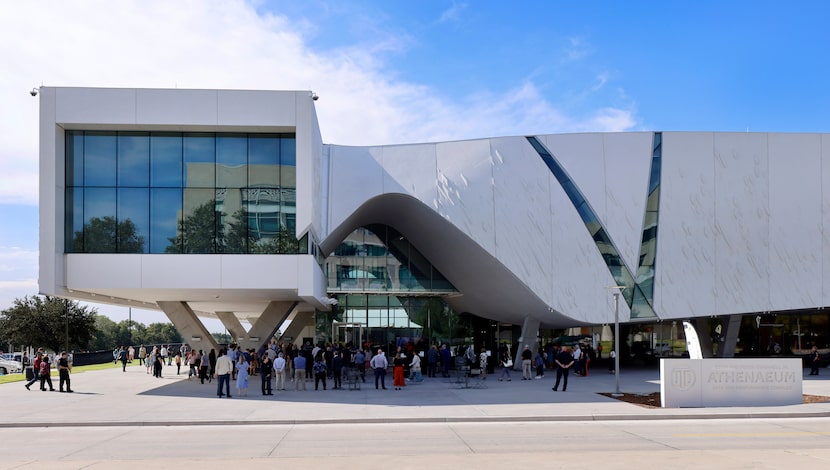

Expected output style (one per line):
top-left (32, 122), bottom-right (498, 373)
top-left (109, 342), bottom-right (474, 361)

top-left (118, 346), bottom-right (128, 372)
top-left (408, 350), bottom-right (423, 382)
top-left (608, 350), bottom-right (616, 374)
top-left (498, 353), bottom-right (512, 381)
top-left (371, 349), bottom-right (388, 390)
top-left (552, 346), bottom-right (574, 392)
top-left (440, 344), bottom-right (452, 378)
top-left (809, 346), bottom-right (821, 375)
top-left (199, 350), bottom-right (210, 384)
top-left (39, 355), bottom-right (55, 391)
top-left (572, 344), bottom-right (582, 376)
top-left (175, 351), bottom-right (182, 375)
top-left (160, 345), bottom-right (168, 367)
top-left (426, 345), bottom-right (439, 378)
top-left (138, 344), bottom-right (146, 366)
top-left (58, 351), bottom-right (73, 393)
top-left (128, 345), bottom-right (135, 363)
top-left (353, 348), bottom-right (366, 382)
top-left (24, 350), bottom-right (43, 390)
top-left (273, 352), bottom-right (287, 391)
top-left (393, 352), bottom-right (406, 390)
top-left (521, 345), bottom-right (533, 380)
top-left (479, 347), bottom-right (489, 380)
top-left (533, 347), bottom-right (545, 379)
top-left (215, 349), bottom-right (233, 398)
top-left (294, 352), bottom-right (307, 391)
top-left (260, 353), bottom-right (273, 395)
top-left (153, 352), bottom-right (164, 378)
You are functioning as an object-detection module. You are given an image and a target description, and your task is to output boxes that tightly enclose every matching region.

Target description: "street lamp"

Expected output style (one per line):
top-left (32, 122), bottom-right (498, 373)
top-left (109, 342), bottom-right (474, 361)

top-left (609, 286), bottom-right (626, 396)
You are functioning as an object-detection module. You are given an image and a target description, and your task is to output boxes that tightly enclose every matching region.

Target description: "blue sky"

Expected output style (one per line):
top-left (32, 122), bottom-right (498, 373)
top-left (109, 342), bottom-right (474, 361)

top-left (1, 0), bottom-right (828, 330)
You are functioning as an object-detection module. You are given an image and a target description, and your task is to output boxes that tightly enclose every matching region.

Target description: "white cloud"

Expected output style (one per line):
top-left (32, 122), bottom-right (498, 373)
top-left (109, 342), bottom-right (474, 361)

top-left (437, 2), bottom-right (469, 23)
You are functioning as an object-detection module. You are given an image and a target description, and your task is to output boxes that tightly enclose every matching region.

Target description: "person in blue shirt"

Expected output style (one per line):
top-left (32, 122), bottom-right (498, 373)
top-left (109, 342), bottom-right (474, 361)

top-left (293, 353), bottom-right (307, 391)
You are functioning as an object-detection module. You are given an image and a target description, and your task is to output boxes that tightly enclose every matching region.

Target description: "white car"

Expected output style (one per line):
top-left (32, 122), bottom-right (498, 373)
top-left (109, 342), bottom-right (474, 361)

top-left (0, 358), bottom-right (23, 375)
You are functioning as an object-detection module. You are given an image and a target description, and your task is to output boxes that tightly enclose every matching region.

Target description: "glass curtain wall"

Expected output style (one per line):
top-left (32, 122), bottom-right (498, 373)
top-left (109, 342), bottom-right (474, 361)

top-left (65, 131), bottom-right (301, 254)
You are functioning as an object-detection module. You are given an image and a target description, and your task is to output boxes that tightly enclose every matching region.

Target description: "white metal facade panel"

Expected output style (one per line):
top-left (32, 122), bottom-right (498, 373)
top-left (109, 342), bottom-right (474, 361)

top-left (435, 139), bottom-right (496, 255)
top-left (380, 144), bottom-right (438, 205)
top-left (823, 134), bottom-right (830, 307)
top-left (713, 133), bottom-right (770, 313)
top-left (39, 87), bottom-right (59, 297)
top-left (66, 254), bottom-right (142, 289)
top-left (135, 89), bottom-right (218, 125)
top-left (327, 145), bottom-right (385, 231)
top-left (220, 255), bottom-right (301, 290)
top-left (657, 133), bottom-right (716, 319)
top-left (602, 132), bottom-right (654, 275)
top-left (217, 90), bottom-right (296, 126)
top-left (768, 133), bottom-right (822, 310)
top-left (55, 88), bottom-right (137, 124)
top-left (541, 133), bottom-right (608, 223)
top-left (141, 255), bottom-right (223, 289)
top-left (491, 137), bottom-right (553, 307)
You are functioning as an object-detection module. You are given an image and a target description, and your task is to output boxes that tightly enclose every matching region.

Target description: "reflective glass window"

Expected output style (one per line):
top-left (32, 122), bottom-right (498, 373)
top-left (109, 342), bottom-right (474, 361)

top-left (83, 187), bottom-right (117, 252)
top-left (117, 133), bottom-right (150, 187)
top-left (65, 187), bottom-right (84, 252)
top-left (248, 135), bottom-right (279, 186)
top-left (182, 188), bottom-right (216, 253)
top-left (117, 188), bottom-right (149, 253)
top-left (184, 133), bottom-right (215, 188)
top-left (216, 134), bottom-right (247, 188)
top-left (84, 132), bottom-right (116, 186)
top-left (150, 134), bottom-right (183, 187)
top-left (221, 188), bottom-right (247, 254)
top-left (281, 136), bottom-right (296, 167)
top-left (65, 131), bottom-right (84, 187)
top-left (151, 188), bottom-right (182, 253)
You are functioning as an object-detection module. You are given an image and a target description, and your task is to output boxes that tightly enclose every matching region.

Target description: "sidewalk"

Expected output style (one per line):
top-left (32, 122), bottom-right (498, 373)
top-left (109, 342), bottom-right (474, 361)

top-left (2, 364), bottom-right (830, 427)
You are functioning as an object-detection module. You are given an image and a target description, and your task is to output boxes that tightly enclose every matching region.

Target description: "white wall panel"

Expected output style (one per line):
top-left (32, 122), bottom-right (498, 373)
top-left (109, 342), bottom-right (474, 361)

top-left (221, 255), bottom-right (300, 290)
top-left (141, 255), bottom-right (222, 289)
top-left (823, 134), bottom-right (830, 307)
top-left (657, 133), bottom-right (716, 319)
top-left (380, 144), bottom-right (437, 204)
top-left (768, 134), bottom-right (822, 310)
top-left (713, 133), bottom-right (770, 313)
top-left (327, 145), bottom-right (385, 231)
top-left (491, 137), bottom-right (553, 307)
top-left (217, 90), bottom-right (295, 126)
top-left (136, 89), bottom-right (217, 125)
top-left (541, 133), bottom-right (607, 224)
top-left (436, 139), bottom-right (496, 255)
top-left (55, 88), bottom-right (136, 124)
top-left (66, 254), bottom-right (142, 289)
top-left (602, 132), bottom-right (653, 274)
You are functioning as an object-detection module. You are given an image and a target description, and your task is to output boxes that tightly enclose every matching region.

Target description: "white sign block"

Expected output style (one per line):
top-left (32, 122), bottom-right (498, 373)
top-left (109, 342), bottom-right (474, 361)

top-left (661, 358), bottom-right (802, 408)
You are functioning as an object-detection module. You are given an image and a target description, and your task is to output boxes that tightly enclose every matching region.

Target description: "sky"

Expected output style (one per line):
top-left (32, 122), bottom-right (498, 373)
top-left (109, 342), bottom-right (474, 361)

top-left (1, 0), bottom-right (829, 332)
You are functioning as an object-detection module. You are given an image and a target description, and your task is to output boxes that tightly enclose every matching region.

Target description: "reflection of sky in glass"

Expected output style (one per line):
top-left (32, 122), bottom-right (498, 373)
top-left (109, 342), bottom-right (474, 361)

top-left (151, 134), bottom-right (183, 187)
top-left (184, 134), bottom-right (215, 187)
top-left (117, 133), bottom-right (149, 187)
top-left (150, 188), bottom-right (181, 253)
top-left (66, 131), bottom-right (84, 186)
top-left (84, 133), bottom-right (116, 186)
top-left (118, 188), bottom-right (149, 253)
top-left (281, 137), bottom-right (296, 166)
top-left (84, 187), bottom-right (116, 221)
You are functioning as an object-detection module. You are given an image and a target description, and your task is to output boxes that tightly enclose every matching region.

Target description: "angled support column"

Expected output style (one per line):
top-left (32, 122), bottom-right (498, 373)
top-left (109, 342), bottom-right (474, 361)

top-left (236, 301), bottom-right (298, 351)
top-left (514, 315), bottom-right (540, 371)
top-left (279, 310), bottom-right (315, 347)
top-left (691, 317), bottom-right (715, 358)
top-left (216, 312), bottom-right (246, 342)
top-left (157, 301), bottom-right (220, 354)
top-left (718, 314), bottom-right (742, 358)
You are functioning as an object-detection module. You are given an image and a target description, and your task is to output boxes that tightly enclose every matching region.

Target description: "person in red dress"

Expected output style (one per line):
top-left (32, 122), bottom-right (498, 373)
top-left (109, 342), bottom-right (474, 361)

top-left (393, 353), bottom-right (406, 390)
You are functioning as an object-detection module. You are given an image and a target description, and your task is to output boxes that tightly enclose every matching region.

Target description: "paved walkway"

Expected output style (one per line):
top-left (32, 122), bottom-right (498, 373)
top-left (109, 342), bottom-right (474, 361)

top-left (2, 364), bottom-right (830, 427)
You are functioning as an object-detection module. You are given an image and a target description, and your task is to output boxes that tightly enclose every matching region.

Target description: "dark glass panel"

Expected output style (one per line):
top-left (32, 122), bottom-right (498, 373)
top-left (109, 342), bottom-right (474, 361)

top-left (117, 133), bottom-right (150, 187)
top-left (216, 134), bottom-right (247, 188)
top-left (65, 187), bottom-right (83, 252)
top-left (280, 136), bottom-right (296, 167)
top-left (83, 187), bottom-right (117, 252)
top-left (248, 135), bottom-right (279, 187)
top-left (183, 133), bottom-right (215, 188)
top-left (117, 188), bottom-right (149, 253)
top-left (84, 132), bottom-right (117, 186)
top-left (65, 131), bottom-right (84, 187)
top-left (150, 134), bottom-right (183, 187)
top-left (221, 188), bottom-right (247, 254)
top-left (182, 188), bottom-right (216, 253)
top-left (150, 188), bottom-right (182, 254)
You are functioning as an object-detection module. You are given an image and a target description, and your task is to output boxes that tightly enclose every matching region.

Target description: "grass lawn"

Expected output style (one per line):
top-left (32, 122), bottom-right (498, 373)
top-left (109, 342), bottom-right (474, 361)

top-left (0, 361), bottom-right (142, 385)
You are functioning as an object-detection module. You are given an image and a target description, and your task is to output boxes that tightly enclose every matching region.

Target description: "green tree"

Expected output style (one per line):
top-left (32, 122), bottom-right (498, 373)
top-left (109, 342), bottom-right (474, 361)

top-left (73, 216), bottom-right (145, 253)
top-left (0, 296), bottom-right (97, 352)
top-left (167, 200), bottom-right (218, 253)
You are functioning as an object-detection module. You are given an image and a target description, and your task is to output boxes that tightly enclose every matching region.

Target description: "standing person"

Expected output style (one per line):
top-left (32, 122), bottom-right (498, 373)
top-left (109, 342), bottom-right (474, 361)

top-left (293, 352), bottom-right (307, 391)
top-left (479, 348), bottom-right (488, 380)
top-left (426, 345), bottom-right (439, 378)
top-left (189, 350), bottom-right (200, 380)
top-left (521, 345), bottom-right (533, 380)
top-left (313, 354), bottom-right (327, 390)
top-left (118, 346), bottom-right (128, 372)
top-left (199, 350), bottom-right (209, 384)
top-left (138, 344), bottom-right (146, 366)
top-left (608, 350), bottom-right (616, 374)
top-left (370, 349), bottom-right (388, 390)
top-left (127, 345), bottom-right (135, 363)
top-left (215, 349), bottom-right (233, 398)
top-left (408, 351), bottom-right (422, 382)
top-left (235, 354), bottom-right (249, 397)
top-left (39, 356), bottom-right (55, 391)
top-left (153, 352), bottom-right (164, 378)
top-left (809, 346), bottom-right (821, 375)
top-left (498, 353), bottom-right (513, 381)
top-left (353, 348), bottom-right (366, 383)
top-left (331, 350), bottom-right (343, 390)
top-left (533, 348), bottom-right (545, 379)
top-left (273, 352), bottom-right (287, 391)
top-left (208, 349), bottom-right (217, 382)
top-left (440, 344), bottom-right (452, 378)
top-left (572, 344), bottom-right (582, 376)
top-left (393, 352), bottom-right (406, 390)
top-left (552, 346), bottom-right (574, 392)
top-left (58, 351), bottom-right (73, 393)
top-left (24, 350), bottom-right (43, 390)
top-left (260, 353), bottom-right (273, 395)
top-left (160, 345), bottom-right (168, 367)
top-left (175, 351), bottom-right (182, 375)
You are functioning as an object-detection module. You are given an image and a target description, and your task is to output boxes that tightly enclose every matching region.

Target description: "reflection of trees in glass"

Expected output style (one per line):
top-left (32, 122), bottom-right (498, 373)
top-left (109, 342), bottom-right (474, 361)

top-left (73, 216), bottom-right (145, 253)
top-left (166, 201), bottom-right (300, 254)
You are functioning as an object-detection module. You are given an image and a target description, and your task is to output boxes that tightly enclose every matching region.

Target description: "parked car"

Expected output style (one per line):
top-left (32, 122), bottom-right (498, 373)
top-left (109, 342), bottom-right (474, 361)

top-left (0, 357), bottom-right (23, 374)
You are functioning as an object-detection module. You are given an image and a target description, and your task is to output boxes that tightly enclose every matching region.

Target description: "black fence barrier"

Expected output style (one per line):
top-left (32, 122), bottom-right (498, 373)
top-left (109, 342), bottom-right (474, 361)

top-left (71, 350), bottom-right (114, 367)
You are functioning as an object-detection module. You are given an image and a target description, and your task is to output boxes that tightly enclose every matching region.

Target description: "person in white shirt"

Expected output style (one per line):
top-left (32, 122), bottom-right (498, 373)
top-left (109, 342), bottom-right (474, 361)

top-left (215, 349), bottom-right (234, 398)
top-left (572, 345), bottom-right (583, 376)
top-left (273, 352), bottom-right (287, 391)
top-left (370, 350), bottom-right (388, 390)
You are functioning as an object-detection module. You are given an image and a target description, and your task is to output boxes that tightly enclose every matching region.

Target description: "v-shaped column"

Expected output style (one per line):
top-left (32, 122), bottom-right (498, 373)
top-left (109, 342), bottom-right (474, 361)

top-left (227, 301), bottom-right (298, 351)
top-left (157, 301), bottom-right (220, 353)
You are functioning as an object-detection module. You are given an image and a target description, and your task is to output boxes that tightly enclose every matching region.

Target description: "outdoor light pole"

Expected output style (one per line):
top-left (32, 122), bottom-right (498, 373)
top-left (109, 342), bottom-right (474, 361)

top-left (610, 286), bottom-right (626, 396)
